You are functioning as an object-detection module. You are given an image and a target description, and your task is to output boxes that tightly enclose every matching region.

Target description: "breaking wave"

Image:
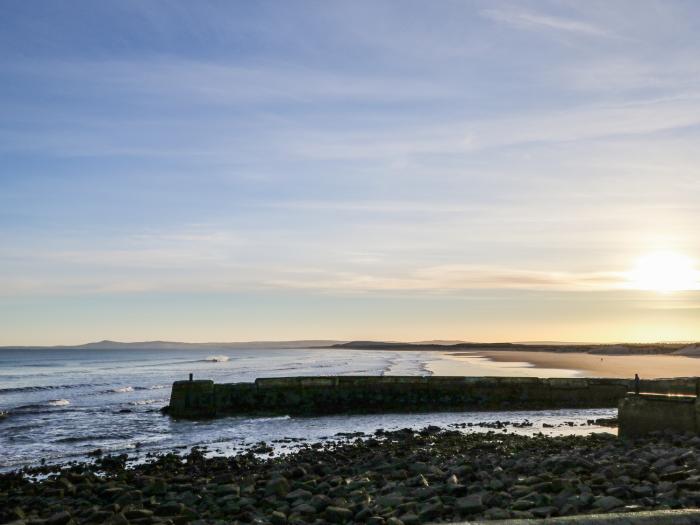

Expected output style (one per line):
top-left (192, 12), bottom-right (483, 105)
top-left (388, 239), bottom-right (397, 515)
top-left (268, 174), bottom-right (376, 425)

top-left (0, 383), bottom-right (106, 394)
top-left (129, 399), bottom-right (158, 406)
top-left (204, 355), bottom-right (229, 362)
top-left (47, 399), bottom-right (71, 406)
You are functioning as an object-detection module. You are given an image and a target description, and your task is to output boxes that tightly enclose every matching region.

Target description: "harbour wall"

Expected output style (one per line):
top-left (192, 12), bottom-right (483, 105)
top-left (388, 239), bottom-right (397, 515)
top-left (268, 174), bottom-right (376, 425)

top-left (618, 393), bottom-right (700, 438)
top-left (166, 375), bottom-right (698, 419)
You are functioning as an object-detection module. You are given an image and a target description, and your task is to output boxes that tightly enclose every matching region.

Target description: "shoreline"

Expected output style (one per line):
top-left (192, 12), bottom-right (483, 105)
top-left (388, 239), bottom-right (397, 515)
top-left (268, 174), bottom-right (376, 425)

top-left (426, 352), bottom-right (580, 378)
top-left (3, 426), bottom-right (700, 525)
top-left (469, 351), bottom-right (700, 379)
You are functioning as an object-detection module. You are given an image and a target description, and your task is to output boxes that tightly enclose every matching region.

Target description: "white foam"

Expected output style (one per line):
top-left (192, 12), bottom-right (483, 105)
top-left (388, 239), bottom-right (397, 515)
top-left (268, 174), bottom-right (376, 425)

top-left (245, 415), bottom-right (291, 423)
top-left (47, 399), bottom-right (70, 406)
top-left (205, 355), bottom-right (230, 362)
top-left (113, 386), bottom-right (134, 393)
top-left (130, 399), bottom-right (157, 406)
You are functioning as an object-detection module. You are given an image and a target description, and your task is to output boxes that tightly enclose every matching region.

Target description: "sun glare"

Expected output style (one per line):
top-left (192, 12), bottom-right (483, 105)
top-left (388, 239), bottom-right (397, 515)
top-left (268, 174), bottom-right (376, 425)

top-left (627, 251), bottom-right (699, 292)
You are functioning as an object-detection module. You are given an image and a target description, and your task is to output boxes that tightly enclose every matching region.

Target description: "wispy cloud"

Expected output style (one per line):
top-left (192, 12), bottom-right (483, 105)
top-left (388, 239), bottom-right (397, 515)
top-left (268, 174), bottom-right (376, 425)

top-left (285, 94), bottom-right (700, 161)
top-left (265, 265), bottom-right (624, 294)
top-left (480, 7), bottom-right (613, 38)
top-left (0, 263), bottom-right (626, 297)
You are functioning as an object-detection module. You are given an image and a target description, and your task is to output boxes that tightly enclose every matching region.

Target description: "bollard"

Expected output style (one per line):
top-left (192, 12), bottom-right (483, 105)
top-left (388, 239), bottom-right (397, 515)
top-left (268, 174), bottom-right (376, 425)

top-left (189, 373), bottom-right (193, 382)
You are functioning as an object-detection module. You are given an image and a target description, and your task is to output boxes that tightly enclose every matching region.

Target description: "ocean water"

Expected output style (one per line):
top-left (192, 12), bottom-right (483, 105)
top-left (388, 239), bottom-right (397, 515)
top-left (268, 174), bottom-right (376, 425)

top-left (0, 347), bottom-right (614, 471)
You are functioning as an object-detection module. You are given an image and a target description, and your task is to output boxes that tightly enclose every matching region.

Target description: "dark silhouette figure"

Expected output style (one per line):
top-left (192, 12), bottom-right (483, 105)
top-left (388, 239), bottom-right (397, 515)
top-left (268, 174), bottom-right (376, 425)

top-left (189, 373), bottom-right (193, 382)
top-left (634, 373), bottom-right (640, 395)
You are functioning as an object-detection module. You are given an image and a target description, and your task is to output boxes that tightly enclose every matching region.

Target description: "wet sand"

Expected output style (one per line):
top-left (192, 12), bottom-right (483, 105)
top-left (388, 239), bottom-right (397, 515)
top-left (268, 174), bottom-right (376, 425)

top-left (458, 350), bottom-right (700, 378)
top-left (427, 352), bottom-right (579, 378)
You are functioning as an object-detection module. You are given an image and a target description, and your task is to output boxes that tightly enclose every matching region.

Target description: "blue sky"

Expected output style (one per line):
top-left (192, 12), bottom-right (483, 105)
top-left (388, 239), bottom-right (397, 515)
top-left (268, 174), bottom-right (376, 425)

top-left (2, 1), bottom-right (700, 345)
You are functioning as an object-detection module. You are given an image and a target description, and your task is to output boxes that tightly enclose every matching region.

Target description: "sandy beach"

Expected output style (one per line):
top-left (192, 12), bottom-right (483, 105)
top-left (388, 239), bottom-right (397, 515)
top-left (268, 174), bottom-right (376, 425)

top-left (452, 350), bottom-right (700, 379)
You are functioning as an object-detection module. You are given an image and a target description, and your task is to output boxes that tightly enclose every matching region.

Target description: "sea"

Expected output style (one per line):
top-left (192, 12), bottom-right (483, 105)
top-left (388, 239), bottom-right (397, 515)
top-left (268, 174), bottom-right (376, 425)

top-left (0, 347), bottom-right (615, 472)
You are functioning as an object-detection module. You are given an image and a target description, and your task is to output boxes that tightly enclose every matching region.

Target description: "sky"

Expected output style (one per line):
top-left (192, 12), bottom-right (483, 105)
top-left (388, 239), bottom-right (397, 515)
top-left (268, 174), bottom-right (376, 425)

top-left (2, 0), bottom-right (700, 345)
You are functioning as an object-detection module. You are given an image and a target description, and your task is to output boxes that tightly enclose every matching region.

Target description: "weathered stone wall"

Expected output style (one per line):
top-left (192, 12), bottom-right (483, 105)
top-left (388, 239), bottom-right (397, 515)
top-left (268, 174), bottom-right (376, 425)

top-left (639, 377), bottom-right (698, 395)
top-left (618, 393), bottom-right (699, 438)
top-left (169, 379), bottom-right (216, 418)
top-left (168, 375), bottom-right (699, 419)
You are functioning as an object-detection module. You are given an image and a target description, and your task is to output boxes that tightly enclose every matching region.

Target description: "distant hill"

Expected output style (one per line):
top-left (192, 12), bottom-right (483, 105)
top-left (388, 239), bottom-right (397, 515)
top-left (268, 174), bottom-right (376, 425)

top-left (332, 341), bottom-right (698, 355)
top-left (3, 339), bottom-right (697, 355)
top-left (0, 340), bottom-right (344, 350)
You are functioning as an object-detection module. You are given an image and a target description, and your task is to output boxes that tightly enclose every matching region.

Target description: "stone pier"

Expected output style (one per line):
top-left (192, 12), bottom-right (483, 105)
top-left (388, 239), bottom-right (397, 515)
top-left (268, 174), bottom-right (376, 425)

top-left (618, 391), bottom-right (700, 438)
top-left (166, 375), bottom-right (699, 419)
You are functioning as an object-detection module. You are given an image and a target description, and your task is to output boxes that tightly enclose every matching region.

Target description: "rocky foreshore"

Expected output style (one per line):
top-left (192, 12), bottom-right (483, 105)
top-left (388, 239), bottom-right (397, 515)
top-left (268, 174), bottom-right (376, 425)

top-left (2, 428), bottom-right (700, 525)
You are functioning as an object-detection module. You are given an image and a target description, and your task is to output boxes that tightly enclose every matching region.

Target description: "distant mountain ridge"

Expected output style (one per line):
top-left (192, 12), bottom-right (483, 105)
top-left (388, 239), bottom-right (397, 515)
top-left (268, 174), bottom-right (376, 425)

top-left (2, 339), bottom-right (698, 356)
top-left (0, 340), bottom-right (344, 350)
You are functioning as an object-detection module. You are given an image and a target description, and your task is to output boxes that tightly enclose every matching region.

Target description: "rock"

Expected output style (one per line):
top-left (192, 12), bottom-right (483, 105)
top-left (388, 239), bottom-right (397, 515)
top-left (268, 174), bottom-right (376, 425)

top-left (631, 485), bottom-right (654, 498)
top-left (266, 477), bottom-right (289, 497)
top-left (512, 498), bottom-right (536, 510)
top-left (456, 494), bottom-right (484, 514)
top-left (288, 466), bottom-right (308, 479)
top-left (661, 469), bottom-right (692, 482)
top-left (375, 494), bottom-right (403, 507)
top-left (530, 506), bottom-right (557, 518)
top-left (354, 506), bottom-right (372, 522)
top-left (45, 511), bottom-right (72, 525)
top-left (216, 483), bottom-right (240, 496)
top-left (418, 501), bottom-right (442, 521)
top-left (606, 486), bottom-right (628, 498)
top-left (292, 503), bottom-right (316, 515)
top-left (105, 514), bottom-right (129, 525)
top-left (144, 479), bottom-right (167, 496)
top-left (399, 512), bottom-right (420, 525)
top-left (325, 506), bottom-right (353, 523)
top-left (286, 488), bottom-right (312, 501)
top-left (310, 494), bottom-right (332, 511)
top-left (124, 509), bottom-right (153, 519)
top-left (413, 486), bottom-right (438, 500)
top-left (446, 483), bottom-right (468, 496)
top-left (102, 487), bottom-right (125, 499)
top-left (9, 423), bottom-right (700, 525)
top-left (155, 501), bottom-right (185, 516)
top-left (593, 495), bottom-right (625, 511)
top-left (483, 507), bottom-right (510, 519)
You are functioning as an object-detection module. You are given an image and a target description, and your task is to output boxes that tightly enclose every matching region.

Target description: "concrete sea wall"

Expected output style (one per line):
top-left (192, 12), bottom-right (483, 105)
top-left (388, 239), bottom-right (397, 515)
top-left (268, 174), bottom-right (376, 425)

top-left (167, 375), bottom-right (698, 419)
top-left (618, 393), bottom-right (700, 438)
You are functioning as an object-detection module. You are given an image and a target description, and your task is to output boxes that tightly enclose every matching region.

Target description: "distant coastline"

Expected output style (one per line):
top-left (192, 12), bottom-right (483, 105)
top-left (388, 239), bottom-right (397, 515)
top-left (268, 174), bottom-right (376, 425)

top-left (0, 340), bottom-right (344, 351)
top-left (332, 340), bottom-right (700, 356)
top-left (2, 339), bottom-right (699, 356)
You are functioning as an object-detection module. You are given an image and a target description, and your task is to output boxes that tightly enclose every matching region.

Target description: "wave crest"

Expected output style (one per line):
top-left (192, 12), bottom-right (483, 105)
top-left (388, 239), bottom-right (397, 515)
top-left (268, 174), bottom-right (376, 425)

top-left (129, 399), bottom-right (158, 406)
top-left (205, 355), bottom-right (229, 362)
top-left (47, 399), bottom-right (70, 406)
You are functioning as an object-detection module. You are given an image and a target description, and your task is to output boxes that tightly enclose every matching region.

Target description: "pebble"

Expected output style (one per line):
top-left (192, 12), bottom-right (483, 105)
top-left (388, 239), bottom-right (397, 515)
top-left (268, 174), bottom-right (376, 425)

top-left (3, 427), bottom-right (700, 524)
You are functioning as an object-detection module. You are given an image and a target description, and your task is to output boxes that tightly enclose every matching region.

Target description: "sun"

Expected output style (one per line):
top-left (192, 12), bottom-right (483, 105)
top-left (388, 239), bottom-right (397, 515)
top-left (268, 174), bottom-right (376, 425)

top-left (626, 251), bottom-right (699, 292)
